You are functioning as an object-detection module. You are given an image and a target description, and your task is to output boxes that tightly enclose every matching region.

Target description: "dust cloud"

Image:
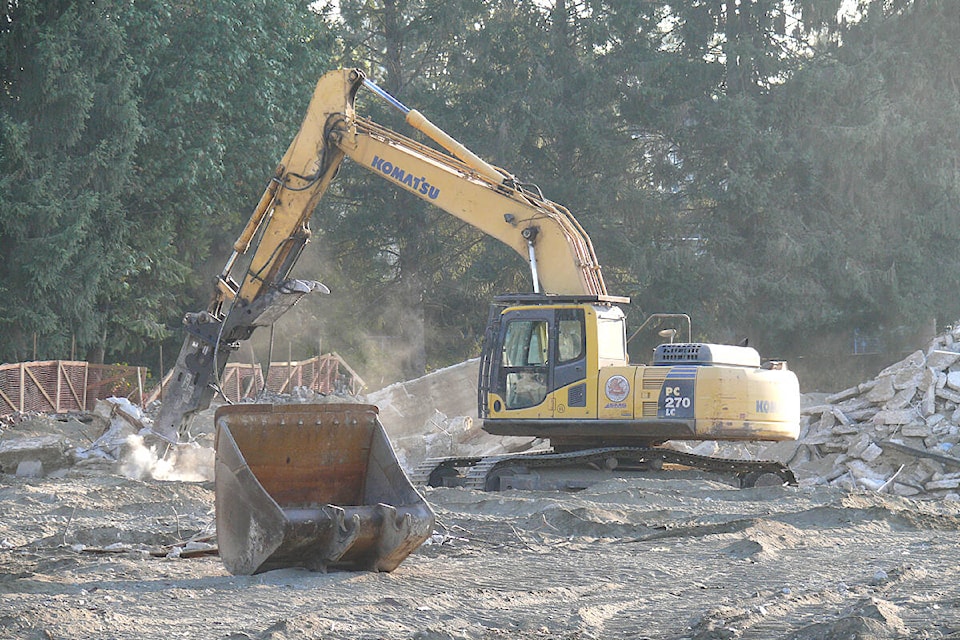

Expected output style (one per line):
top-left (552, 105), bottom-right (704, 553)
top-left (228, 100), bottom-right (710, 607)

top-left (119, 434), bottom-right (214, 483)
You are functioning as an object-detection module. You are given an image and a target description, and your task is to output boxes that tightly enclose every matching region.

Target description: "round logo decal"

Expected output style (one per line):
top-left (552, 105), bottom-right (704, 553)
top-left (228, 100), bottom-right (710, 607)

top-left (604, 375), bottom-right (630, 403)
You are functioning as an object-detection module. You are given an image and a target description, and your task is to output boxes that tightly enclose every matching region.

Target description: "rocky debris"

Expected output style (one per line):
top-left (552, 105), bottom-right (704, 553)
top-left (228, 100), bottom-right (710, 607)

top-left (366, 359), bottom-right (481, 439)
top-left (0, 434), bottom-right (71, 477)
top-left (0, 397), bottom-right (214, 482)
top-left (13, 324), bottom-right (960, 500)
top-left (0, 409), bottom-right (105, 477)
top-left (390, 410), bottom-right (544, 472)
top-left (788, 323), bottom-right (960, 499)
top-left (362, 360), bottom-right (544, 471)
top-left (238, 385), bottom-right (363, 407)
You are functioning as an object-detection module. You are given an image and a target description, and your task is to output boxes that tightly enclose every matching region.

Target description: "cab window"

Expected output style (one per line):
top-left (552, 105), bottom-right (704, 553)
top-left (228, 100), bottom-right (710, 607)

top-left (597, 316), bottom-right (627, 363)
top-left (557, 318), bottom-right (583, 362)
top-left (503, 320), bottom-right (549, 366)
top-left (502, 319), bottom-right (548, 409)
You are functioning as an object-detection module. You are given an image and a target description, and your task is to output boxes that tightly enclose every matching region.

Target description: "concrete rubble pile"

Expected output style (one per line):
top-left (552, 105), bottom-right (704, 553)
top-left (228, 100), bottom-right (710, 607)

top-left (363, 359), bottom-right (543, 472)
top-left (0, 397), bottom-right (214, 481)
top-left (8, 332), bottom-right (960, 500)
top-left (786, 323), bottom-right (960, 500)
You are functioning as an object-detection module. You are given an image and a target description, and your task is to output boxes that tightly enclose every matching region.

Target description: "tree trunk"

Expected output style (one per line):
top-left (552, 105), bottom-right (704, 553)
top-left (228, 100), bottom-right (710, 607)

top-left (383, 0), bottom-right (427, 380)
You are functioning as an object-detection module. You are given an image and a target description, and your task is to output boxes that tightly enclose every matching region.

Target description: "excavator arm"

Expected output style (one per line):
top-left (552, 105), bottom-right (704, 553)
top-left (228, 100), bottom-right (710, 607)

top-left (328, 77), bottom-right (607, 297)
top-left (153, 71), bottom-right (360, 441)
top-left (155, 68), bottom-right (607, 442)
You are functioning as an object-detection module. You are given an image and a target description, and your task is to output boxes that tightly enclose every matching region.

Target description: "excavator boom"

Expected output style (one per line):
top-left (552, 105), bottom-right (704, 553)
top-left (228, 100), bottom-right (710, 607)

top-left (155, 68), bottom-right (610, 443)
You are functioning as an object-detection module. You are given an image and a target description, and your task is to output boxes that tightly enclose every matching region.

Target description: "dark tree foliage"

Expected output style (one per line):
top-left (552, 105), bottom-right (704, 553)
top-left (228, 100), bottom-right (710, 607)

top-left (602, 0), bottom-right (959, 384)
top-left (772, 0), bottom-right (960, 361)
top-left (599, 0), bottom-right (849, 354)
top-left (118, 0), bottom-right (336, 369)
top-left (0, 0), bottom-right (141, 362)
top-left (0, 0), bottom-right (335, 366)
top-left (4, 0), bottom-right (959, 393)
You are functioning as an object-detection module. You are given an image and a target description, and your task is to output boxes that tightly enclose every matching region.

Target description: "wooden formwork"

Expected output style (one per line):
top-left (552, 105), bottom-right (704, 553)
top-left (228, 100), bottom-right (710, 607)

top-left (147, 353), bottom-right (366, 405)
top-left (0, 361), bottom-right (147, 416)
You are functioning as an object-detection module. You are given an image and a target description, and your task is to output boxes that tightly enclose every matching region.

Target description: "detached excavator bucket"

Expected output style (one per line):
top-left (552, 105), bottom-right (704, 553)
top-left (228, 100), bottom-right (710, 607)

top-left (214, 403), bottom-right (435, 575)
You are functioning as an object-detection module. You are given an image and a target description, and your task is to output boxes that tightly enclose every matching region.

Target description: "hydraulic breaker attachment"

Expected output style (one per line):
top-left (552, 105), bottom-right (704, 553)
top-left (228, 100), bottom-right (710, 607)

top-left (214, 403), bottom-right (435, 575)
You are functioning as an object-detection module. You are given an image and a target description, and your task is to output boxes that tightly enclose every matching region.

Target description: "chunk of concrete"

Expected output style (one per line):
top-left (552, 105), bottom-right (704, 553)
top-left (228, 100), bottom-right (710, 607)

top-left (0, 435), bottom-right (70, 474)
top-left (877, 350), bottom-right (924, 378)
top-left (892, 367), bottom-right (923, 391)
top-left (946, 371), bottom-right (960, 392)
top-left (860, 442), bottom-right (884, 462)
top-left (873, 409), bottom-right (919, 426)
top-left (884, 387), bottom-right (917, 410)
top-left (864, 376), bottom-right (896, 403)
top-left (926, 477), bottom-right (960, 491)
top-left (900, 423), bottom-right (931, 438)
top-left (825, 386), bottom-right (860, 404)
top-left (15, 459), bottom-right (44, 477)
top-left (937, 386), bottom-right (960, 404)
top-left (926, 349), bottom-right (960, 371)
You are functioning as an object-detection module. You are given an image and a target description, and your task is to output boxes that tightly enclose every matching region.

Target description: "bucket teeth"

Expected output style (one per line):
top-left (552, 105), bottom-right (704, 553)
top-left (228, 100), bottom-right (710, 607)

top-left (371, 503), bottom-right (437, 572)
top-left (324, 507), bottom-right (363, 563)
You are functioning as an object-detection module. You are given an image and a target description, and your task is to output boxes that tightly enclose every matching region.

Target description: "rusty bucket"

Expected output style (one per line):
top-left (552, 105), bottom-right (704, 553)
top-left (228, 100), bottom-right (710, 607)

top-left (214, 403), bottom-right (435, 575)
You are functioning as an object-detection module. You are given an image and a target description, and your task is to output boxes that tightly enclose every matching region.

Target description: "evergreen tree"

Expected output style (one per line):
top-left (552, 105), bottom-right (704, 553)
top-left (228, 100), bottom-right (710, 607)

top-left (0, 0), bottom-right (337, 367)
top-left (772, 0), bottom-right (960, 367)
top-left (599, 0), bottom-right (848, 354)
top-left (313, 0), bottom-right (489, 382)
top-left (119, 0), bottom-right (336, 370)
top-left (0, 0), bottom-right (141, 362)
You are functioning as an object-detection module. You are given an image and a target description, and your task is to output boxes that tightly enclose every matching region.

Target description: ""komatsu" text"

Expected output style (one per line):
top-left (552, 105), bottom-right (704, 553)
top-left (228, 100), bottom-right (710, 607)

top-left (371, 156), bottom-right (440, 199)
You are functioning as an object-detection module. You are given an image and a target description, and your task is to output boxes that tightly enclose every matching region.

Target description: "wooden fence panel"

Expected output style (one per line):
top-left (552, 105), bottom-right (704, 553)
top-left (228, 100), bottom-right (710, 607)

top-left (261, 354), bottom-right (364, 398)
top-left (219, 364), bottom-right (265, 403)
top-left (1, 353), bottom-right (365, 417)
top-left (0, 361), bottom-right (147, 417)
top-left (146, 354), bottom-right (366, 406)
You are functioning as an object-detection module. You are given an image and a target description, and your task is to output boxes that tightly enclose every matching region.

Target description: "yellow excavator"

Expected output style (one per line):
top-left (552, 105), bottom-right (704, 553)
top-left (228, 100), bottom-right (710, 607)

top-left (155, 68), bottom-right (800, 573)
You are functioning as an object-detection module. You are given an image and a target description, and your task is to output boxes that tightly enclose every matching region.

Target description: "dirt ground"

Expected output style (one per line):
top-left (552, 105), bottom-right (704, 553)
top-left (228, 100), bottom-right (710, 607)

top-left (3, 418), bottom-right (960, 640)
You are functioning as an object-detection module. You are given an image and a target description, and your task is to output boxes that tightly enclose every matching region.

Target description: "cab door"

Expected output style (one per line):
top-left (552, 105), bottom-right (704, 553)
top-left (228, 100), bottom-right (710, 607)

top-left (552, 307), bottom-right (588, 417)
top-left (498, 310), bottom-right (553, 416)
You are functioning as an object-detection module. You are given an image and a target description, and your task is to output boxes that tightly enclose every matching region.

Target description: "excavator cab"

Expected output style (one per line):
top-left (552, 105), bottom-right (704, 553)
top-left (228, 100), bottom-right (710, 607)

top-left (479, 295), bottom-right (628, 422)
top-left (479, 295), bottom-right (800, 451)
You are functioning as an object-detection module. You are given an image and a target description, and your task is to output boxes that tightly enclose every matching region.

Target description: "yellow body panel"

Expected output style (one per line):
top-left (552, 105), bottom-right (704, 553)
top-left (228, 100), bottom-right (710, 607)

top-left (597, 367), bottom-right (636, 420)
top-left (594, 364), bottom-right (799, 440)
top-left (489, 366), bottom-right (799, 441)
top-left (489, 363), bottom-right (800, 442)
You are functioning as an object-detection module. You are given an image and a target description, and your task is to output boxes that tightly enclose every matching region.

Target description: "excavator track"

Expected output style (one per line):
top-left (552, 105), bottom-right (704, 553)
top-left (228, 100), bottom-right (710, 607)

top-left (412, 447), bottom-right (796, 492)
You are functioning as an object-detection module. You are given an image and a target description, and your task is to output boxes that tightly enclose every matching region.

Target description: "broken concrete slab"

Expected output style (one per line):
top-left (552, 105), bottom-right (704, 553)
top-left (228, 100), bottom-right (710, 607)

top-left (946, 370), bottom-right (960, 391)
top-left (926, 349), bottom-right (960, 371)
top-left (0, 434), bottom-right (71, 476)
top-left (825, 386), bottom-right (860, 404)
top-left (864, 376), bottom-right (896, 403)
top-left (877, 350), bottom-right (925, 378)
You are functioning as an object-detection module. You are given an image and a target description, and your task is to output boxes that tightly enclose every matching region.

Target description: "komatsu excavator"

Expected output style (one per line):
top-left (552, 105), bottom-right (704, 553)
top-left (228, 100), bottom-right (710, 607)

top-left (156, 68), bottom-right (800, 573)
